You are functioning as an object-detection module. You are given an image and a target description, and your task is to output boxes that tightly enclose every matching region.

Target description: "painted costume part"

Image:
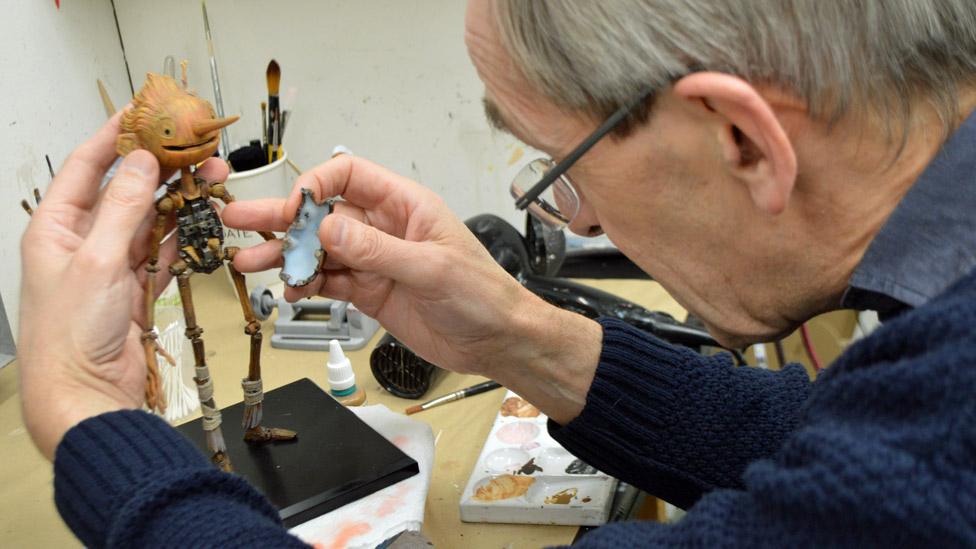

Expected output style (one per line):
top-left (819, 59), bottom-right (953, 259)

top-left (176, 195), bottom-right (225, 274)
top-left (281, 188), bottom-right (334, 287)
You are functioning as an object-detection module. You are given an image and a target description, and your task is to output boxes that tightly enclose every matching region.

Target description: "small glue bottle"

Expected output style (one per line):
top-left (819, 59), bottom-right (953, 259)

top-left (327, 339), bottom-right (367, 406)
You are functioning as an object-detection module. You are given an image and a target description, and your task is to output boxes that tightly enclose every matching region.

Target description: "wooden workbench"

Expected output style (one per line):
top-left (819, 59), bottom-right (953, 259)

top-left (0, 270), bottom-right (688, 548)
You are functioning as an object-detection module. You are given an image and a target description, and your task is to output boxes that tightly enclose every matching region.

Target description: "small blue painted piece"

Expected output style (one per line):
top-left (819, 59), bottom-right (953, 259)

top-left (280, 188), bottom-right (334, 287)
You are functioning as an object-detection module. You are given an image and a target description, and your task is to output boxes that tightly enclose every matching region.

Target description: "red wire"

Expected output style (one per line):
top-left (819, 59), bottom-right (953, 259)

top-left (799, 323), bottom-right (823, 370)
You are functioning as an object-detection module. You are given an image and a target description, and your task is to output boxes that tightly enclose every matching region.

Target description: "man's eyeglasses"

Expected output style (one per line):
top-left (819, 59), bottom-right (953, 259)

top-left (511, 88), bottom-right (656, 229)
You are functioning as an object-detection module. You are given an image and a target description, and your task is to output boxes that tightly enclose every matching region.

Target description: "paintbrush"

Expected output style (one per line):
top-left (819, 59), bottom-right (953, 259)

top-left (405, 380), bottom-right (502, 415)
top-left (278, 87), bottom-right (296, 158)
top-left (261, 101), bottom-right (268, 153)
top-left (202, 1), bottom-right (230, 159)
top-left (280, 110), bottom-right (290, 144)
top-left (23, 155), bottom-right (56, 215)
top-left (266, 59), bottom-right (280, 163)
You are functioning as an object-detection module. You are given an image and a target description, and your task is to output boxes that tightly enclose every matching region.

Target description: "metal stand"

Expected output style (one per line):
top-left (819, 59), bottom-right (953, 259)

top-left (250, 286), bottom-right (380, 351)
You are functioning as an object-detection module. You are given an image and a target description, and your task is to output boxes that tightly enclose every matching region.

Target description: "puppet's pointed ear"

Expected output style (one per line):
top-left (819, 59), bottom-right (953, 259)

top-left (116, 133), bottom-right (139, 156)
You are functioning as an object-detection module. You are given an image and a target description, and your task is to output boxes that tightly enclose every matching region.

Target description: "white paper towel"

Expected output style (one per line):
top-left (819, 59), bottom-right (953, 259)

top-left (290, 405), bottom-right (434, 549)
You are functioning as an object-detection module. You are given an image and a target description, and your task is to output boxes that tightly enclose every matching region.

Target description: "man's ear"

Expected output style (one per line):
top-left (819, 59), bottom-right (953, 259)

top-left (673, 72), bottom-right (797, 215)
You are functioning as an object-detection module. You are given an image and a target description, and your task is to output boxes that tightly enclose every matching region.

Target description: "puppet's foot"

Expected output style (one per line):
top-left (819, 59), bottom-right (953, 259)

top-left (212, 451), bottom-right (233, 473)
top-left (243, 426), bottom-right (297, 443)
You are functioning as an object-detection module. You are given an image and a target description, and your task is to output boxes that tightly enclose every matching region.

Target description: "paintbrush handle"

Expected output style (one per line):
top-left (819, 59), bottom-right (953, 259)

top-left (278, 110), bottom-right (290, 157)
top-left (261, 103), bottom-right (267, 151)
top-left (462, 380), bottom-right (502, 398)
top-left (268, 95), bottom-right (279, 162)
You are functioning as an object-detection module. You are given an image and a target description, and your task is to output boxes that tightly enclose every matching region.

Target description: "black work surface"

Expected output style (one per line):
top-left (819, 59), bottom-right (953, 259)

top-left (176, 377), bottom-right (419, 527)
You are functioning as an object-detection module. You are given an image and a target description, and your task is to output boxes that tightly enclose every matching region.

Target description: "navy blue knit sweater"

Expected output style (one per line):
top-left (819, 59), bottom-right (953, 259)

top-left (54, 271), bottom-right (976, 547)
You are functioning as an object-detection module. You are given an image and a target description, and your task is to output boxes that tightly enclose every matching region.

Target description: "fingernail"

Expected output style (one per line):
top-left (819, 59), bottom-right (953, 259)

top-left (120, 151), bottom-right (156, 178)
top-left (328, 215), bottom-right (346, 247)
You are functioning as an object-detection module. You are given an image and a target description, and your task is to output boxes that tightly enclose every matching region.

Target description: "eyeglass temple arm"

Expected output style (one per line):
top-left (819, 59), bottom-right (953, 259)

top-left (514, 88), bottom-right (655, 210)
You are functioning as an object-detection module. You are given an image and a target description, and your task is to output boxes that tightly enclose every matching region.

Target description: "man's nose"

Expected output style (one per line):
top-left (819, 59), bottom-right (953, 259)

top-left (567, 190), bottom-right (603, 237)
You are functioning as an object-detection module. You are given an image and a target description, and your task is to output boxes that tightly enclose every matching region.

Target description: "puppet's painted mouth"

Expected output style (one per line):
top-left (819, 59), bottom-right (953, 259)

top-left (164, 136), bottom-right (217, 151)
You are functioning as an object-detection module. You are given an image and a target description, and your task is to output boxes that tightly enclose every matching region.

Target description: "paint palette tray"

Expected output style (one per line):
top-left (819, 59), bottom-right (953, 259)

top-left (459, 391), bottom-right (617, 525)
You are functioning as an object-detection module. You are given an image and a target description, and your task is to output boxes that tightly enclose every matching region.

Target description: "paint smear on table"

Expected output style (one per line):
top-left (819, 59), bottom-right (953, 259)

top-left (324, 521), bottom-right (371, 549)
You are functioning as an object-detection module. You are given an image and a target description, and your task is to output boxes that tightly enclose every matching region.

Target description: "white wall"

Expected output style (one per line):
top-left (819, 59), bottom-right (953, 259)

top-left (0, 0), bottom-right (132, 338)
top-left (113, 0), bottom-right (530, 223)
top-left (0, 0), bottom-right (533, 338)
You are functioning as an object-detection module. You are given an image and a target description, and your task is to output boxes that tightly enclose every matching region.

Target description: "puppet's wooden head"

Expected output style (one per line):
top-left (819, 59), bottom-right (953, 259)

top-left (117, 72), bottom-right (238, 170)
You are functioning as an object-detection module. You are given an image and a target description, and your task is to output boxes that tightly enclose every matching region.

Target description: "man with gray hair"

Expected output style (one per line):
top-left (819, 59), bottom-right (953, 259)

top-left (18, 0), bottom-right (976, 546)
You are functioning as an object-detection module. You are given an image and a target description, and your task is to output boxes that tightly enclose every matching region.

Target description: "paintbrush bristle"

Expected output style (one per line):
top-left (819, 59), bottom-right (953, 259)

top-left (405, 404), bottom-right (423, 415)
top-left (266, 60), bottom-right (280, 96)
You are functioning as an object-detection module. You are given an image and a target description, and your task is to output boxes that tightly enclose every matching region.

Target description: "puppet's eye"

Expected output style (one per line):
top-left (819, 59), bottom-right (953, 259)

top-left (158, 118), bottom-right (176, 139)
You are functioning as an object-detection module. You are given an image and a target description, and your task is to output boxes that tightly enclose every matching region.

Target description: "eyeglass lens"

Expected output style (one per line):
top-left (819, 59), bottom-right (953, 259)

top-left (511, 159), bottom-right (581, 228)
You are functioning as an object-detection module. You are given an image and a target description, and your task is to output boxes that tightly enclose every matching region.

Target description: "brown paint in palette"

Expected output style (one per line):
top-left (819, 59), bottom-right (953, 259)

top-left (545, 487), bottom-right (578, 505)
top-left (516, 458), bottom-right (544, 475)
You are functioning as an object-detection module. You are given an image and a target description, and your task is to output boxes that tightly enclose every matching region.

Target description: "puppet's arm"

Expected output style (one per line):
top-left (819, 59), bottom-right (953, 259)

top-left (210, 182), bottom-right (276, 242)
top-left (141, 198), bottom-right (176, 413)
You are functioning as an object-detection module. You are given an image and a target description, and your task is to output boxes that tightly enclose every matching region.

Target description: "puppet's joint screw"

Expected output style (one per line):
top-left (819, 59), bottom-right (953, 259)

top-left (244, 321), bottom-right (261, 336)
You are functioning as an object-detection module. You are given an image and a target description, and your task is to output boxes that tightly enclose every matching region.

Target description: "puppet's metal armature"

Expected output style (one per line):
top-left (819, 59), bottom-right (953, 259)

top-left (118, 70), bottom-right (292, 471)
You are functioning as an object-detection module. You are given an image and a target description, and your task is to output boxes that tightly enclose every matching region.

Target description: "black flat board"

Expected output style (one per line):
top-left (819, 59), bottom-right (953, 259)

top-left (176, 377), bottom-right (419, 527)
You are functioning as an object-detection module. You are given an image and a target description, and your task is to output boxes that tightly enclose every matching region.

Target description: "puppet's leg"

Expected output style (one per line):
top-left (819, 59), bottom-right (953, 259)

top-left (171, 260), bottom-right (233, 472)
top-left (225, 247), bottom-right (297, 443)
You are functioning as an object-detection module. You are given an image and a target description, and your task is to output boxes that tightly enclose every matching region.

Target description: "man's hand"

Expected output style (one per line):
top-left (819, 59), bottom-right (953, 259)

top-left (17, 112), bottom-right (228, 459)
top-left (222, 155), bottom-right (603, 423)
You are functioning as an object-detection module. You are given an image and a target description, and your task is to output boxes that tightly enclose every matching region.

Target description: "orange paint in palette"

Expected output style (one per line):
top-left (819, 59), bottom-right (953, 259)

top-left (459, 391), bottom-right (618, 525)
top-left (500, 396), bottom-right (541, 418)
top-left (473, 475), bottom-right (535, 501)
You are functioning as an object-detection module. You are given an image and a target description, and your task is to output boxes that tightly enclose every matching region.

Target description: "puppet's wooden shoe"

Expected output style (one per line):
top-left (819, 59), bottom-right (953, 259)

top-left (212, 450), bottom-right (233, 472)
top-left (243, 426), bottom-right (298, 443)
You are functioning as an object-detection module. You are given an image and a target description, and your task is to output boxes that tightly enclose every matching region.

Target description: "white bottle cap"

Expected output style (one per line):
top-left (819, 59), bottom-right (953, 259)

top-left (331, 145), bottom-right (353, 158)
top-left (327, 339), bottom-right (356, 393)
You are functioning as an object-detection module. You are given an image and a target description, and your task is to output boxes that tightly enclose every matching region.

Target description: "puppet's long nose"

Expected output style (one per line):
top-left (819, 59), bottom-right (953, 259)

top-left (193, 115), bottom-right (238, 137)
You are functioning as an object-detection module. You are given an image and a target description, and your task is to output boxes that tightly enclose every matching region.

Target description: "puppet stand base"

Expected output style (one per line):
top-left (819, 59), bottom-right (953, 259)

top-left (250, 287), bottom-right (381, 351)
top-left (176, 377), bottom-right (418, 527)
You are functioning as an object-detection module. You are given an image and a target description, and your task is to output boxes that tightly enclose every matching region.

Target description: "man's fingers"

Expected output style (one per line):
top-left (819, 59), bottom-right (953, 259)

top-left (320, 214), bottom-right (432, 287)
top-left (195, 157), bottom-right (230, 185)
top-left (42, 109), bottom-right (126, 212)
top-left (129, 215), bottom-right (176, 269)
top-left (283, 275), bottom-right (324, 303)
top-left (222, 198), bottom-right (291, 232)
top-left (78, 150), bottom-right (159, 266)
top-left (232, 238), bottom-right (283, 273)
top-left (284, 155), bottom-right (427, 223)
